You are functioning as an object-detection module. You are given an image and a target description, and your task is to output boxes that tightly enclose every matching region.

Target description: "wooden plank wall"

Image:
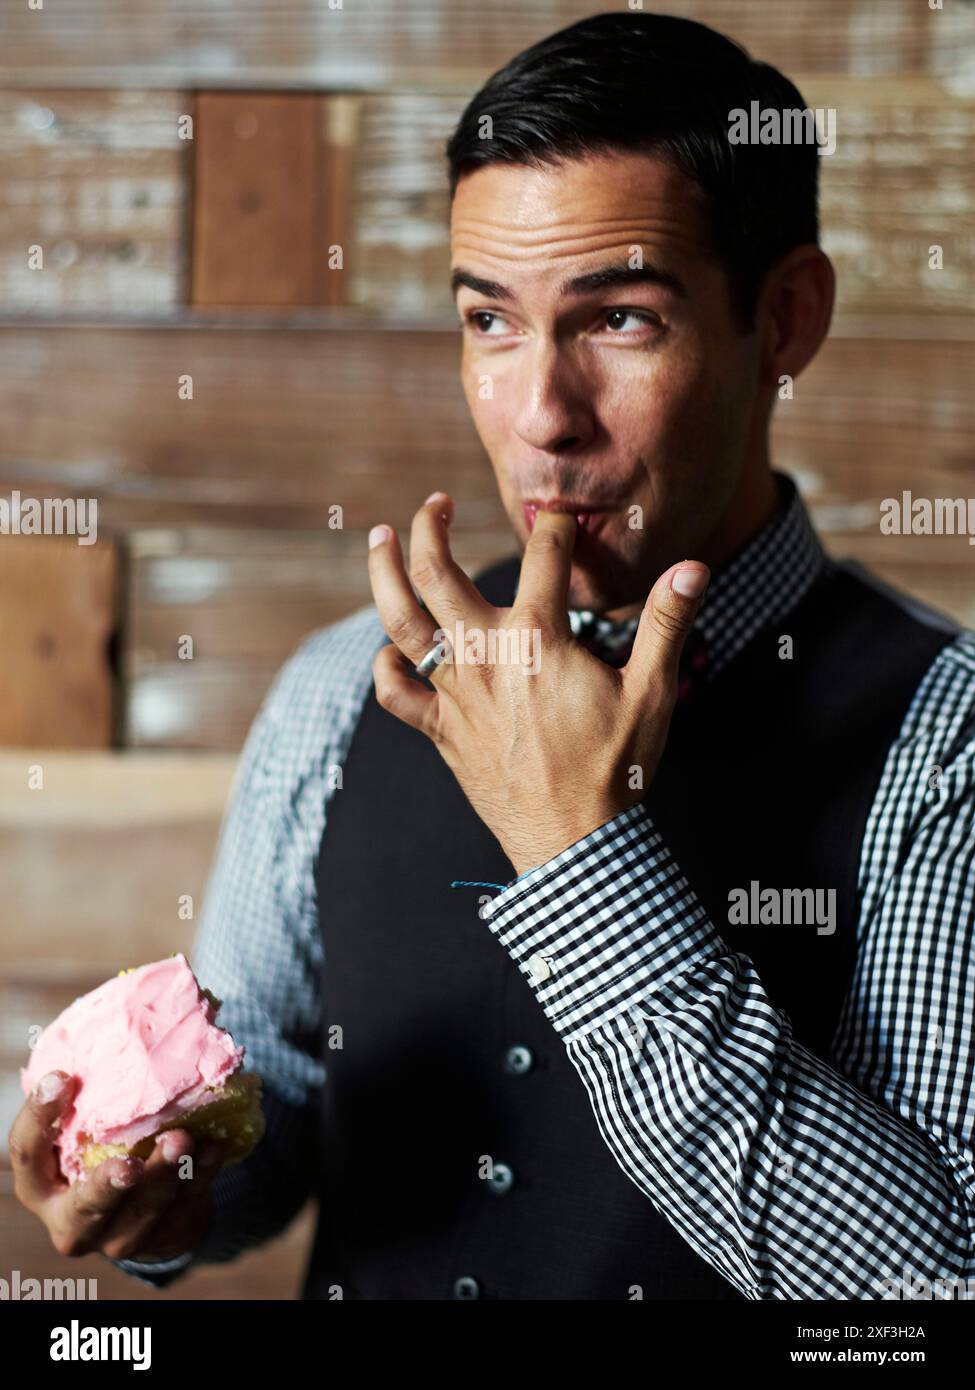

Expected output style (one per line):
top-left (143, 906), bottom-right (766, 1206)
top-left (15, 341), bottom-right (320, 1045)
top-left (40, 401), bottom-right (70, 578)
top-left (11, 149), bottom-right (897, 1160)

top-left (0, 0), bottom-right (972, 1300)
top-left (0, 89), bottom-right (190, 312)
top-left (3, 83), bottom-right (974, 324)
top-left (1, 328), bottom-right (972, 747)
top-left (0, 538), bottom-right (119, 747)
top-left (1, 0), bottom-right (972, 87)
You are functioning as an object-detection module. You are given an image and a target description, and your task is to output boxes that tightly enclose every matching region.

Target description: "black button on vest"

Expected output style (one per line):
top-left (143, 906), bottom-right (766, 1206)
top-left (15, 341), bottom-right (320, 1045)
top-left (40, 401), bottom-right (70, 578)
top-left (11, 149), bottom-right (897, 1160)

top-left (305, 556), bottom-right (956, 1300)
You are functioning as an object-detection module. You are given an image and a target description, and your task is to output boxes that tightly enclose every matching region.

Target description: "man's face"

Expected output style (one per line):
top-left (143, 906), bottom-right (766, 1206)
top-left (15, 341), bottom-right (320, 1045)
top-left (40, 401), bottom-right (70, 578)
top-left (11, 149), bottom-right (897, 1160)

top-left (450, 151), bottom-right (764, 613)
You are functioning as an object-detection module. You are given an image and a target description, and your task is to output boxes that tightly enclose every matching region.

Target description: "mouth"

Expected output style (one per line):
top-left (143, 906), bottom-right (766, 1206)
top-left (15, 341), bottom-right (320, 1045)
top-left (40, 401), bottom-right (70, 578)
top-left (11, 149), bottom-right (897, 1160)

top-left (523, 502), bottom-right (614, 536)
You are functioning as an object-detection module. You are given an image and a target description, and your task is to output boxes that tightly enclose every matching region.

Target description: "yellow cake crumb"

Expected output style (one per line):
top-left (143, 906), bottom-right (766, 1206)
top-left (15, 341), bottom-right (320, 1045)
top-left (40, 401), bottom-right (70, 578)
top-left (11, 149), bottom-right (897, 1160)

top-left (80, 1073), bottom-right (265, 1173)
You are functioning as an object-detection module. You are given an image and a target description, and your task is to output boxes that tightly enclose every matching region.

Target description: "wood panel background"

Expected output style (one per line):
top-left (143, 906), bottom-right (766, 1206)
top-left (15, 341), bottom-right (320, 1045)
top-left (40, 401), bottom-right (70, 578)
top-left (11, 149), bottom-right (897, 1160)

top-left (2, 328), bottom-right (972, 745)
top-left (3, 81), bottom-right (973, 325)
top-left (0, 0), bottom-right (972, 1302)
top-left (191, 93), bottom-right (334, 308)
top-left (0, 89), bottom-right (190, 313)
top-left (0, 538), bottom-right (119, 748)
top-left (1, 0), bottom-right (973, 88)
top-left (3, 330), bottom-right (972, 529)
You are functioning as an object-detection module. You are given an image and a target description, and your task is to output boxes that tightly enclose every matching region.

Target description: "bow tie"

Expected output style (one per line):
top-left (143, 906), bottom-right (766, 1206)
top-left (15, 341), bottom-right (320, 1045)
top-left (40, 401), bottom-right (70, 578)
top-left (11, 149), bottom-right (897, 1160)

top-left (569, 608), bottom-right (709, 703)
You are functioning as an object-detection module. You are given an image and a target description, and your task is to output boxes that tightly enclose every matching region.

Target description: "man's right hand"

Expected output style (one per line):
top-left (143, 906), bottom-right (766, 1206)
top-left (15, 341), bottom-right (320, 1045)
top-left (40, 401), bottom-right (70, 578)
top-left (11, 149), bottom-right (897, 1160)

top-left (9, 1069), bottom-right (228, 1263)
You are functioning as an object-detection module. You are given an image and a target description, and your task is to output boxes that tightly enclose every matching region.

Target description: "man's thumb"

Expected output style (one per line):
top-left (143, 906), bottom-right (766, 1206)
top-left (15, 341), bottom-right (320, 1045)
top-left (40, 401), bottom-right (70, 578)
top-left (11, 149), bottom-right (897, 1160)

top-left (628, 561), bottom-right (710, 686)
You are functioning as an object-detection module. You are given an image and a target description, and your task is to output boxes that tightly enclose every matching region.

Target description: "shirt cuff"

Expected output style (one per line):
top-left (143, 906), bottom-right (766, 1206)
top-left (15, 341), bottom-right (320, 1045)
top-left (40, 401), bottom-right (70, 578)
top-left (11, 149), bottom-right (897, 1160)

top-left (477, 801), bottom-right (728, 1041)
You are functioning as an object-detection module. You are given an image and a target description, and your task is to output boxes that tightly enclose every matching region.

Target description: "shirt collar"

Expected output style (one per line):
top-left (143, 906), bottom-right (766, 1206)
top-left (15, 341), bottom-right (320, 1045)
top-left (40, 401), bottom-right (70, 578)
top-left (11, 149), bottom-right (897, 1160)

top-left (564, 471), bottom-right (829, 679)
top-left (695, 470), bottom-right (829, 679)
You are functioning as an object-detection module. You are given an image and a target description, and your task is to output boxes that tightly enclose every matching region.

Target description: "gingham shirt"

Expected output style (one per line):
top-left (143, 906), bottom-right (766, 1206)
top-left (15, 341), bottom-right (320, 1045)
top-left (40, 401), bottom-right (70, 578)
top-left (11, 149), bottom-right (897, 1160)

top-left (120, 472), bottom-right (975, 1298)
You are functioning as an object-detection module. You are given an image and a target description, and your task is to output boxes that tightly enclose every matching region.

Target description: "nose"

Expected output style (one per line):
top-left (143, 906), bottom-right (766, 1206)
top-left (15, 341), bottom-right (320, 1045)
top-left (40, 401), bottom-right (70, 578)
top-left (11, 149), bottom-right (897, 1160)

top-left (511, 338), bottom-right (597, 455)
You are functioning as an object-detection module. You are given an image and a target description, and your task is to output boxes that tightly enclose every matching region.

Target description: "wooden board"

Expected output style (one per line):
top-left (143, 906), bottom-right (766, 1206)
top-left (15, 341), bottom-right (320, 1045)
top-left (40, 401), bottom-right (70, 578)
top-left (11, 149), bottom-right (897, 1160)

top-left (349, 93), bottom-right (462, 317)
top-left (0, 537), bottom-right (118, 748)
top-left (122, 526), bottom-right (512, 748)
top-left (0, 89), bottom-right (190, 312)
top-left (2, 81), bottom-right (971, 325)
top-left (0, 750), bottom-right (234, 965)
top-left (0, 326), bottom-right (495, 532)
top-left (191, 93), bottom-right (338, 308)
top-left (1, 0), bottom-right (970, 88)
top-left (1, 326), bottom-right (971, 748)
top-left (0, 326), bottom-right (971, 531)
top-left (349, 80), bottom-right (975, 326)
top-left (811, 77), bottom-right (975, 322)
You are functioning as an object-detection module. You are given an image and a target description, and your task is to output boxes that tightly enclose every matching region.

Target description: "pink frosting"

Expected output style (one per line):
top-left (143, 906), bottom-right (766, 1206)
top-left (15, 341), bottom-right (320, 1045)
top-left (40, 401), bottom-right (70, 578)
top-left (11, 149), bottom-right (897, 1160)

top-left (21, 954), bottom-right (243, 1183)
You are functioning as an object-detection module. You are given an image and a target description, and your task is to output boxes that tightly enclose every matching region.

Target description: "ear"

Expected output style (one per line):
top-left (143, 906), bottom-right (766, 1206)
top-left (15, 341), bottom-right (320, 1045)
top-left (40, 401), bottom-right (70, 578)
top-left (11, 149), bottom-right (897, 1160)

top-left (757, 246), bottom-right (835, 389)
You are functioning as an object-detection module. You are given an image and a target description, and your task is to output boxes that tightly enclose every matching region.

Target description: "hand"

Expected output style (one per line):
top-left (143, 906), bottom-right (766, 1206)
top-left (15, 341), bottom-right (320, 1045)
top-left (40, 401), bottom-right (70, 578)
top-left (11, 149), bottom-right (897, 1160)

top-left (367, 492), bottom-right (709, 875)
top-left (9, 1070), bottom-right (229, 1262)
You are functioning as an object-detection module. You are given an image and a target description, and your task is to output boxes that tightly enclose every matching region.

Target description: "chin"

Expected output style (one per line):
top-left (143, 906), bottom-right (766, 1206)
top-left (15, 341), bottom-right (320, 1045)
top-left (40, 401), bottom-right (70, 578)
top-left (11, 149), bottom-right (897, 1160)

top-left (566, 562), bottom-right (635, 615)
top-left (570, 533), bottom-right (649, 610)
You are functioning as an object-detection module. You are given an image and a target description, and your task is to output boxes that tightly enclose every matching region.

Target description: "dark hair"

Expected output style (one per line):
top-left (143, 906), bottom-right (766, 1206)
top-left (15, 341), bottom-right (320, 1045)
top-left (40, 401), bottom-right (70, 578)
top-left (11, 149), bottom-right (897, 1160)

top-left (446, 12), bottom-right (820, 332)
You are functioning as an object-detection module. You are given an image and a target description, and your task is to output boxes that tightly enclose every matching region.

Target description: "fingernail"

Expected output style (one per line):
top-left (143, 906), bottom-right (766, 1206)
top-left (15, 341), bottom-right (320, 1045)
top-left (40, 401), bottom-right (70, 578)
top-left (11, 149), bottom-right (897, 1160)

top-left (424, 491), bottom-right (453, 524)
top-left (672, 565), bottom-right (709, 599)
top-left (35, 1072), bottom-right (66, 1104)
top-left (159, 1133), bottom-right (184, 1162)
top-left (110, 1161), bottom-right (142, 1189)
top-left (368, 524), bottom-right (391, 550)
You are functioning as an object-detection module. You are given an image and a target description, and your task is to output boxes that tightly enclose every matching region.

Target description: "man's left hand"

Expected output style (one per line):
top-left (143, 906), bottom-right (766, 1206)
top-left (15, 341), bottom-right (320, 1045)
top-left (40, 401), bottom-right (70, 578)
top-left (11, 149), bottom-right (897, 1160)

top-left (367, 492), bottom-right (709, 877)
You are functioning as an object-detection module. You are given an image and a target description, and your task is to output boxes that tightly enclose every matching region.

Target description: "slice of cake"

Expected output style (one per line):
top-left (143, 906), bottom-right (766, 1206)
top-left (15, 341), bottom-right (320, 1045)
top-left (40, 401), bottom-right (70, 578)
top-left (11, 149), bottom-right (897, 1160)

top-left (20, 953), bottom-right (265, 1183)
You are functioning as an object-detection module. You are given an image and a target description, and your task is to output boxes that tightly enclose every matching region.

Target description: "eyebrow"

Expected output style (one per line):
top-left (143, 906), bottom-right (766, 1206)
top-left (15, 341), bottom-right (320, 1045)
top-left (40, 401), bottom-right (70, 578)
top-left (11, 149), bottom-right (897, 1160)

top-left (450, 262), bottom-right (688, 303)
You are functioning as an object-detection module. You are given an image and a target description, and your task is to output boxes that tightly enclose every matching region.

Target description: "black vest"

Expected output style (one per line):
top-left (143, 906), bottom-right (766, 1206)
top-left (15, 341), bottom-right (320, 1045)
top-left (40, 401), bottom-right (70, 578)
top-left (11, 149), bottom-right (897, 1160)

top-left (304, 556), bottom-right (957, 1300)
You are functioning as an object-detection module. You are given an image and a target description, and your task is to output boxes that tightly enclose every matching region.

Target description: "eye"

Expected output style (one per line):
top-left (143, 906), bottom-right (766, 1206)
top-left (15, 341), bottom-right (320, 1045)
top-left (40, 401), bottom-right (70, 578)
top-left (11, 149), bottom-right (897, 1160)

top-left (465, 309), bottom-right (510, 336)
top-left (600, 308), bottom-right (662, 335)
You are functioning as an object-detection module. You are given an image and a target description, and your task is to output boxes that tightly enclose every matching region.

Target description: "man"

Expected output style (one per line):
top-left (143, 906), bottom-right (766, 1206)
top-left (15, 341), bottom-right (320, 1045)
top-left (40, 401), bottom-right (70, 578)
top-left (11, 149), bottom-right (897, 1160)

top-left (13, 12), bottom-right (975, 1300)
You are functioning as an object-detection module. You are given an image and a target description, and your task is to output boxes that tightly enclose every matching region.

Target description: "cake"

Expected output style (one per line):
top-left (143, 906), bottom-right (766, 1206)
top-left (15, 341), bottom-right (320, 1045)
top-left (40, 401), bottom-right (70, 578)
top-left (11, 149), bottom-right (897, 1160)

top-left (20, 953), bottom-right (265, 1184)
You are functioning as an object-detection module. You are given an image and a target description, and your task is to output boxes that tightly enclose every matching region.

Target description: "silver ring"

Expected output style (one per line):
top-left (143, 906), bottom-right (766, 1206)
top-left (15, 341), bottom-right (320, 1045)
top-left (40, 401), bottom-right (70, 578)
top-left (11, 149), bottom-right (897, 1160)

top-left (415, 638), bottom-right (450, 678)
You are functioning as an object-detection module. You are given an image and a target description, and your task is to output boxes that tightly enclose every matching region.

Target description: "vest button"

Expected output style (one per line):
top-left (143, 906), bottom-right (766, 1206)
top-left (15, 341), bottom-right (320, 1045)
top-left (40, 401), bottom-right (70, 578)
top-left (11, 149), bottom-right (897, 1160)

top-left (503, 1044), bottom-right (534, 1075)
top-left (452, 1275), bottom-right (481, 1299)
top-left (486, 1162), bottom-right (515, 1195)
